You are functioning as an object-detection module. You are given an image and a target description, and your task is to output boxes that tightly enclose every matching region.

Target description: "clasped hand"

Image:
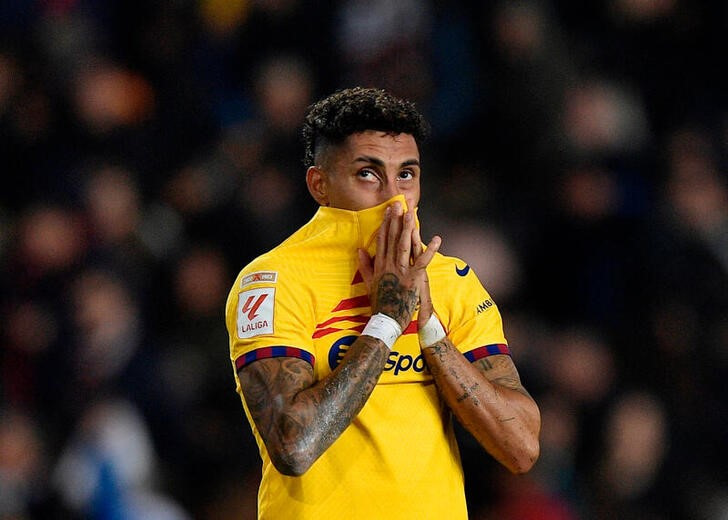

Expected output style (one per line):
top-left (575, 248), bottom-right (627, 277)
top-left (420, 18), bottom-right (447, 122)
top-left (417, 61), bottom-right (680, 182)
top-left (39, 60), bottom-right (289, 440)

top-left (358, 201), bottom-right (441, 331)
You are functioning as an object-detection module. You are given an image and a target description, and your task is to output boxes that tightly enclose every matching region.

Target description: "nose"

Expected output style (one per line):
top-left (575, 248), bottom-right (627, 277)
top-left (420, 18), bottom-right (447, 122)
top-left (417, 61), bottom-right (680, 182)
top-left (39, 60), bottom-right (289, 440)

top-left (382, 180), bottom-right (401, 201)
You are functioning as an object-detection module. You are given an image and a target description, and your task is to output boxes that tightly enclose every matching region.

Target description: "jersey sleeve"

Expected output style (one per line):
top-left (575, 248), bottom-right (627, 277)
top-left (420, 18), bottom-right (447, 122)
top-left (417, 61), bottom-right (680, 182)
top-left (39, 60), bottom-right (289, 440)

top-left (225, 258), bottom-right (316, 374)
top-left (430, 256), bottom-right (510, 362)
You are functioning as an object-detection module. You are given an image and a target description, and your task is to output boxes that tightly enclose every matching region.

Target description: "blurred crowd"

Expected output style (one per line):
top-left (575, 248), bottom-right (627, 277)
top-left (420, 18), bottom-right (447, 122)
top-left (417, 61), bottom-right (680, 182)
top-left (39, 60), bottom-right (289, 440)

top-left (1, 1), bottom-right (727, 519)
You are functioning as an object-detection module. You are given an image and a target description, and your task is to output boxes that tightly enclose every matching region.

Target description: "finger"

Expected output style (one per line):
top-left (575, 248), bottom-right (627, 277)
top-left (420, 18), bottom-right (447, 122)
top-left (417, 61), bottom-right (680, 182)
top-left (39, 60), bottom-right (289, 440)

top-left (375, 205), bottom-right (391, 272)
top-left (411, 223), bottom-right (424, 259)
top-left (417, 274), bottom-right (434, 328)
top-left (414, 235), bottom-right (441, 269)
top-left (398, 211), bottom-right (415, 270)
top-left (387, 201), bottom-right (403, 263)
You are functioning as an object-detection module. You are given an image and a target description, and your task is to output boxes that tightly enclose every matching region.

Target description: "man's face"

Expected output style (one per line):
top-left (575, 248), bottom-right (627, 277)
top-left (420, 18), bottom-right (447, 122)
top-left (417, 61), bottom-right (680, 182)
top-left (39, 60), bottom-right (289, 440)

top-left (307, 130), bottom-right (421, 212)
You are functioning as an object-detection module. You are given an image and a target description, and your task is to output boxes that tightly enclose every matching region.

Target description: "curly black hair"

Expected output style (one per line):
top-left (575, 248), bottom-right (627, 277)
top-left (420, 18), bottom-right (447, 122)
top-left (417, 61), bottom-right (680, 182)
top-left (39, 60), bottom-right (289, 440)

top-left (302, 87), bottom-right (429, 168)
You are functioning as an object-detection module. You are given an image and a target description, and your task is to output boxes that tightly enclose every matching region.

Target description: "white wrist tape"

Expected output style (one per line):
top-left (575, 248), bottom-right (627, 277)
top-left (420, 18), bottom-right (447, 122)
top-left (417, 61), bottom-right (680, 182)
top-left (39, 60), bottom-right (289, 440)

top-left (418, 314), bottom-right (446, 347)
top-left (362, 313), bottom-right (402, 349)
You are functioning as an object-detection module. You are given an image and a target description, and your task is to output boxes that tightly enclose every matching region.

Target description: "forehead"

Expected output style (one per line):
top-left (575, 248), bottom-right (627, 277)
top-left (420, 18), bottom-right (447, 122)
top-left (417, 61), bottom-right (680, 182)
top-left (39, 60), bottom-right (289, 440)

top-left (337, 130), bottom-right (419, 161)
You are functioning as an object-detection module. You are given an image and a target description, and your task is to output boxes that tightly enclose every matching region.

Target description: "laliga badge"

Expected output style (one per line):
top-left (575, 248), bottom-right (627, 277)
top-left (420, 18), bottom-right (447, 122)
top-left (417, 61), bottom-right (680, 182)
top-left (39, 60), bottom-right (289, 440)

top-left (237, 287), bottom-right (275, 338)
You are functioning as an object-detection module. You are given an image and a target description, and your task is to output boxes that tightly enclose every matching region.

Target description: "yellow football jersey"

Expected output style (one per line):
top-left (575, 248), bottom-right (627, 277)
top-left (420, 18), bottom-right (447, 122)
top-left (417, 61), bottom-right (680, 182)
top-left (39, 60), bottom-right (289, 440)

top-left (225, 195), bottom-right (509, 520)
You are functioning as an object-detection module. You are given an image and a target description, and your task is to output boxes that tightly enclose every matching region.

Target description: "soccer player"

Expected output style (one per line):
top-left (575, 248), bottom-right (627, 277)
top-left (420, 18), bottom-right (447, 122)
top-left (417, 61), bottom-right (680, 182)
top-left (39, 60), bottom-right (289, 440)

top-left (225, 87), bottom-right (540, 519)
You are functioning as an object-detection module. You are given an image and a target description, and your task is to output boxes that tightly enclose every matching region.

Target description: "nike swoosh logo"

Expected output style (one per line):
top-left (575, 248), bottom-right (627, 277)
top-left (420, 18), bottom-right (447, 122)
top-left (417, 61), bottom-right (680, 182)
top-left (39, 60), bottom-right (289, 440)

top-left (455, 264), bottom-right (470, 277)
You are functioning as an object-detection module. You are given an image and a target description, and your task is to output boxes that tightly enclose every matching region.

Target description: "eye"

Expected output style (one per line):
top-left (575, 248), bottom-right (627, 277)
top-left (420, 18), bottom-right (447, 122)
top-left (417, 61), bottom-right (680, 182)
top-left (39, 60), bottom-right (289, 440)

top-left (398, 169), bottom-right (415, 180)
top-left (357, 168), bottom-right (378, 181)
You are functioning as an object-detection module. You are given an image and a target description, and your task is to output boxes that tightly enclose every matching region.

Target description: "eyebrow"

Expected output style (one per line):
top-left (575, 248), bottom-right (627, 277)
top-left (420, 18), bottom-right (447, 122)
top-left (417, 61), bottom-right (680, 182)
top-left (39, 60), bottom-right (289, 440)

top-left (352, 156), bottom-right (420, 168)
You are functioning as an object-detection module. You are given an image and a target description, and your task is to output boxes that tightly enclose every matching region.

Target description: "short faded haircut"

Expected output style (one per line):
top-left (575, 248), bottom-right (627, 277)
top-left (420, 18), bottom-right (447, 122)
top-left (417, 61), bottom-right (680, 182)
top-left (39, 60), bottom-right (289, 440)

top-left (302, 87), bottom-right (429, 168)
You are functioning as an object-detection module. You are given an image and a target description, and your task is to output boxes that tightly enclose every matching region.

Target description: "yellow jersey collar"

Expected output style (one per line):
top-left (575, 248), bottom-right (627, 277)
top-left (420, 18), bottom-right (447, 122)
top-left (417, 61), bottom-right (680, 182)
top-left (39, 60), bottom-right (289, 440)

top-left (312, 195), bottom-right (418, 255)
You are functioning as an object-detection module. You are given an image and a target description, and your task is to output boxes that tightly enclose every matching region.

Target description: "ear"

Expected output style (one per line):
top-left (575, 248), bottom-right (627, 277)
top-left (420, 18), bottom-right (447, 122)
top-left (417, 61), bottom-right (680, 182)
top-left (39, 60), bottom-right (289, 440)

top-left (306, 166), bottom-right (329, 206)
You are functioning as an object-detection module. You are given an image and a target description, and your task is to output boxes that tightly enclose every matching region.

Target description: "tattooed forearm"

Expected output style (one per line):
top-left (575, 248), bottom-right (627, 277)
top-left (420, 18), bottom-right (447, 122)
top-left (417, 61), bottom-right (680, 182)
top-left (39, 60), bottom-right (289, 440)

top-left (374, 273), bottom-right (418, 330)
top-left (455, 381), bottom-right (481, 405)
top-left (239, 335), bottom-right (389, 476)
top-left (311, 336), bottom-right (388, 446)
top-left (422, 339), bottom-right (541, 474)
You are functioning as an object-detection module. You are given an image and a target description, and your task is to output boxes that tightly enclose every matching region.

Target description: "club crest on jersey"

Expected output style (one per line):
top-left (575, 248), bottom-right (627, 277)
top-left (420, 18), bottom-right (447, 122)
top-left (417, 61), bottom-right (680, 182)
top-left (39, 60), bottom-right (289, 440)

top-left (236, 287), bottom-right (274, 338)
top-left (241, 271), bottom-right (278, 287)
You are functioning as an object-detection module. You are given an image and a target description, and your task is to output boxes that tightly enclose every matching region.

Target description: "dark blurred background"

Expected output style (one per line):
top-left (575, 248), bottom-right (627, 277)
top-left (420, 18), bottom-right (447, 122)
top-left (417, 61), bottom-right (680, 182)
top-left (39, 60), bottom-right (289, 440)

top-left (1, 1), bottom-right (727, 519)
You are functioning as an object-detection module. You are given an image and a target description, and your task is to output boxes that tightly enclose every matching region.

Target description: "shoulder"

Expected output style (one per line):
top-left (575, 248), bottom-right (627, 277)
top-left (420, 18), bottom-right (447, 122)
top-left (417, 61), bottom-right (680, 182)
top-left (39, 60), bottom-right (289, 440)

top-left (428, 252), bottom-right (476, 281)
top-left (226, 218), bottom-right (337, 306)
top-left (428, 252), bottom-right (495, 309)
top-left (229, 248), bottom-right (309, 299)
top-left (225, 245), bottom-right (305, 319)
top-left (231, 217), bottom-right (325, 286)
top-left (230, 252), bottom-right (286, 290)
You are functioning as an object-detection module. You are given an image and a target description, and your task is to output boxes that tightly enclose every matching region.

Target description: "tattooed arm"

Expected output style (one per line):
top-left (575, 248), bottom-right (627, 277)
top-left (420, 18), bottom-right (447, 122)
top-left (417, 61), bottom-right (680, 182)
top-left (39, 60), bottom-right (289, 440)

top-left (421, 344), bottom-right (540, 474)
top-left (412, 229), bottom-right (541, 474)
top-left (238, 337), bottom-right (389, 476)
top-left (238, 202), bottom-right (439, 476)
